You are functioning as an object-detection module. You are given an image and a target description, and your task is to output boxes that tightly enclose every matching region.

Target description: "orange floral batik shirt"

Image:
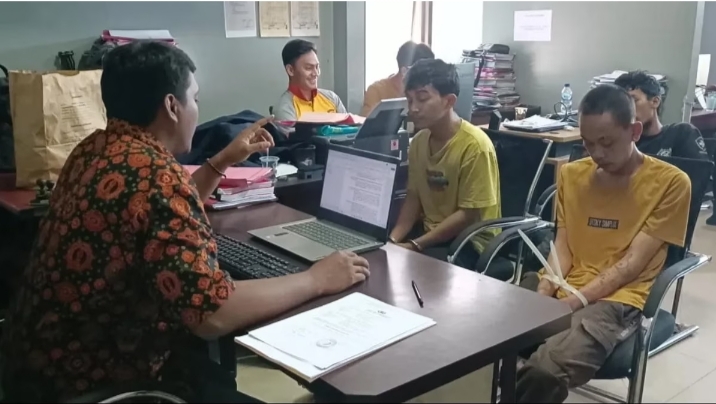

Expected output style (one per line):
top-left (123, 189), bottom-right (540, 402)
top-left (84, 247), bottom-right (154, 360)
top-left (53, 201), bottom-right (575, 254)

top-left (1, 119), bottom-right (235, 402)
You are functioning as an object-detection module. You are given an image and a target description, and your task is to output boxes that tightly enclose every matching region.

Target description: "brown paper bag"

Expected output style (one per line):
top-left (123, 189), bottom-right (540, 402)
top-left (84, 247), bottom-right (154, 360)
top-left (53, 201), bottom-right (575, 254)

top-left (10, 69), bottom-right (106, 188)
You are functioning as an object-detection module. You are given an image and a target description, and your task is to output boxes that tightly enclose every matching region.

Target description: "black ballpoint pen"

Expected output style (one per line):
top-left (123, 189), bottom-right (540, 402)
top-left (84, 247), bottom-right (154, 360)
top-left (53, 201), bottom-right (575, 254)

top-left (412, 280), bottom-right (424, 307)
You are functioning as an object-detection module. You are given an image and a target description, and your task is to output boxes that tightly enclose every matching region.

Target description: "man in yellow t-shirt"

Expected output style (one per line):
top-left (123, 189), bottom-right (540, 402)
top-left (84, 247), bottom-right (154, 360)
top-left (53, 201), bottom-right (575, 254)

top-left (388, 59), bottom-right (501, 269)
top-left (517, 85), bottom-right (691, 403)
top-left (360, 41), bottom-right (435, 117)
top-left (274, 39), bottom-right (346, 121)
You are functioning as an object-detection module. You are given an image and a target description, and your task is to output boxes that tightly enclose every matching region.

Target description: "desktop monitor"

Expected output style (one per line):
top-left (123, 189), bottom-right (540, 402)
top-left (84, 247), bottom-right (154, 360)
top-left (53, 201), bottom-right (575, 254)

top-left (455, 63), bottom-right (476, 121)
top-left (357, 98), bottom-right (407, 139)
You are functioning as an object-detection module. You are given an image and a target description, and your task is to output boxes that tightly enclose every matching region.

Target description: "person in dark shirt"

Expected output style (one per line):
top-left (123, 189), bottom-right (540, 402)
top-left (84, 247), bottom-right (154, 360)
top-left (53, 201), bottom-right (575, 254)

top-left (0, 41), bottom-right (370, 403)
top-left (615, 70), bottom-right (709, 160)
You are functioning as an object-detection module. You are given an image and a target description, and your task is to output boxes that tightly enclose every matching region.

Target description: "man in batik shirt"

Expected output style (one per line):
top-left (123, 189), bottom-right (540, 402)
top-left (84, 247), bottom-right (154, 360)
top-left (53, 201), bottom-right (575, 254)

top-left (1, 41), bottom-right (370, 403)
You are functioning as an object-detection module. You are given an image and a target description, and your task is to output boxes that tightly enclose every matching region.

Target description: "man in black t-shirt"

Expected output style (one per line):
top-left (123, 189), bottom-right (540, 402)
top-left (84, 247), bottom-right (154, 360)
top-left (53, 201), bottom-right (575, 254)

top-left (615, 71), bottom-right (709, 160)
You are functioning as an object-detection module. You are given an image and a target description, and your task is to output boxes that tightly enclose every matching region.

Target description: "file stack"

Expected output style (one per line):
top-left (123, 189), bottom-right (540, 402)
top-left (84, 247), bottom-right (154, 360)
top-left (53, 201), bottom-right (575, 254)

top-left (462, 49), bottom-right (520, 113)
top-left (590, 70), bottom-right (666, 88)
top-left (183, 165), bottom-right (277, 210)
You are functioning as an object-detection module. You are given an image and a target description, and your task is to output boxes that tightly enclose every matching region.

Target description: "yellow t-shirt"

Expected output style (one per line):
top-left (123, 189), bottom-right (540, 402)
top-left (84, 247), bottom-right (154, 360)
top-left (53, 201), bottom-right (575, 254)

top-left (361, 75), bottom-right (403, 117)
top-left (408, 120), bottom-right (501, 252)
top-left (555, 156), bottom-right (691, 310)
top-left (274, 88), bottom-right (346, 121)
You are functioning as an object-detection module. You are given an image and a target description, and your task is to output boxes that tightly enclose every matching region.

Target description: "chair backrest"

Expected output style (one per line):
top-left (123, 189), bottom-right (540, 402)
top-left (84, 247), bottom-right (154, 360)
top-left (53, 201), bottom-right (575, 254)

top-left (702, 137), bottom-right (716, 162)
top-left (483, 129), bottom-right (553, 217)
top-left (651, 155), bottom-right (714, 264)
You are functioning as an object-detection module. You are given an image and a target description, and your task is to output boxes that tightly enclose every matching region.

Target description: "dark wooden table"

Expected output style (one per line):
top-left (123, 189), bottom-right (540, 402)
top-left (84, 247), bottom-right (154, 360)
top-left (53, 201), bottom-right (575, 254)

top-left (691, 108), bottom-right (716, 138)
top-left (208, 203), bottom-right (572, 403)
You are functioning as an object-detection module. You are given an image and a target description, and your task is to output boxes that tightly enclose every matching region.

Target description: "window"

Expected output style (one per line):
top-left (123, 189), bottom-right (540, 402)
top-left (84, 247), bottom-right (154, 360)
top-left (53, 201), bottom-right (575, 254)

top-left (431, 1), bottom-right (483, 63)
top-left (364, 1), bottom-right (427, 89)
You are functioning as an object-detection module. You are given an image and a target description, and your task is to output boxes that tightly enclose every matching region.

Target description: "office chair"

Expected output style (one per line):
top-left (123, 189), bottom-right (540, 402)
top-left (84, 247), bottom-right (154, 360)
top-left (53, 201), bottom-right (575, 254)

top-left (0, 381), bottom-right (189, 403)
top-left (447, 130), bottom-right (553, 282)
top-left (483, 154), bottom-right (713, 403)
top-left (700, 137), bottom-right (716, 209)
top-left (61, 383), bottom-right (188, 403)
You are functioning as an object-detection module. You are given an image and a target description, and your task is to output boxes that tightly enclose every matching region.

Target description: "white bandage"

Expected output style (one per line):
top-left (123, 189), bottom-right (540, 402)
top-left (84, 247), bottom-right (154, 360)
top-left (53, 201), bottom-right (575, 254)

top-left (516, 229), bottom-right (589, 308)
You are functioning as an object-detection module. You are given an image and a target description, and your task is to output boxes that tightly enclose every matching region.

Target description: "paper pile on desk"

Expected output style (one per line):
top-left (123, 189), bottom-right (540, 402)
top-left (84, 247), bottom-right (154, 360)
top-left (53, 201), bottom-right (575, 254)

top-left (236, 293), bottom-right (436, 382)
top-left (297, 112), bottom-right (366, 125)
top-left (590, 70), bottom-right (665, 87)
top-left (503, 115), bottom-right (568, 131)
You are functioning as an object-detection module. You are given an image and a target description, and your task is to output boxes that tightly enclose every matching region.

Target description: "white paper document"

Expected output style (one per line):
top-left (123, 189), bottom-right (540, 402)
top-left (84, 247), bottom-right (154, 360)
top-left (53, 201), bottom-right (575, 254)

top-left (503, 115), bottom-right (567, 131)
top-left (108, 30), bottom-right (173, 40)
top-left (224, 1), bottom-right (258, 38)
top-left (259, 1), bottom-right (291, 37)
top-left (290, 1), bottom-right (320, 37)
top-left (514, 10), bottom-right (552, 42)
top-left (236, 293), bottom-right (436, 381)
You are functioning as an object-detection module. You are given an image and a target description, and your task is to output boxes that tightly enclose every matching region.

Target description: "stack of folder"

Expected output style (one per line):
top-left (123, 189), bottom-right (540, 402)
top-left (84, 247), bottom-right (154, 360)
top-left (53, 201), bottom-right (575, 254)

top-left (590, 70), bottom-right (666, 88)
top-left (462, 49), bottom-right (520, 112)
top-left (183, 165), bottom-right (277, 210)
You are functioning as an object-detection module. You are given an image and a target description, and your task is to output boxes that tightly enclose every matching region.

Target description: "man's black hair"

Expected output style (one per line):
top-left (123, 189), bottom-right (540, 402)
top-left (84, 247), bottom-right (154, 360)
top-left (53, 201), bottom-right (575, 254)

top-left (404, 59), bottom-right (460, 97)
top-left (579, 84), bottom-right (635, 128)
top-left (101, 41), bottom-right (196, 127)
top-left (396, 41), bottom-right (435, 69)
top-left (614, 70), bottom-right (662, 99)
top-left (282, 39), bottom-right (317, 66)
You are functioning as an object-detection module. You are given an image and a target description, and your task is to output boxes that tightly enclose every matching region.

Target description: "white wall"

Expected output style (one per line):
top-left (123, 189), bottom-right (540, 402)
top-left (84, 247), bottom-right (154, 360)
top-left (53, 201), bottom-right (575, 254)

top-left (364, 0), bottom-right (419, 88)
top-left (431, 1), bottom-right (483, 63)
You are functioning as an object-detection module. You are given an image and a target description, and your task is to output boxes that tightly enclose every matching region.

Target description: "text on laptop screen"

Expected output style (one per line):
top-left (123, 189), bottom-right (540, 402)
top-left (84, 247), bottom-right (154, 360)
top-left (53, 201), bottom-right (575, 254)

top-left (320, 150), bottom-right (397, 229)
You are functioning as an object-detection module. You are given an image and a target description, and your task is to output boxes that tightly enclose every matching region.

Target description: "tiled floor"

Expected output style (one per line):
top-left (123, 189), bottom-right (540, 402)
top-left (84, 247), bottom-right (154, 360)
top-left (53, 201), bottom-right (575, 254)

top-left (567, 212), bottom-right (716, 403)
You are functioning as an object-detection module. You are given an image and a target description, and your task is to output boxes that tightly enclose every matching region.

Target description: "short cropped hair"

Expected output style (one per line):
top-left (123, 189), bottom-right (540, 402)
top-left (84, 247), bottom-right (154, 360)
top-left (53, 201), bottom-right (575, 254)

top-left (404, 59), bottom-right (460, 97)
top-left (281, 39), bottom-right (317, 66)
top-left (396, 41), bottom-right (435, 69)
top-left (579, 84), bottom-right (636, 128)
top-left (101, 41), bottom-right (196, 127)
top-left (614, 70), bottom-right (662, 99)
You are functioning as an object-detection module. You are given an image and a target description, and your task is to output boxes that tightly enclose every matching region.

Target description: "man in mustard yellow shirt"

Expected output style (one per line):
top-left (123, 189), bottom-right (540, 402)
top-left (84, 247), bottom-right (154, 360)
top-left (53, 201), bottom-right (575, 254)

top-left (517, 85), bottom-right (691, 403)
top-left (274, 39), bottom-right (346, 121)
top-left (388, 59), bottom-right (501, 269)
top-left (361, 41), bottom-right (434, 117)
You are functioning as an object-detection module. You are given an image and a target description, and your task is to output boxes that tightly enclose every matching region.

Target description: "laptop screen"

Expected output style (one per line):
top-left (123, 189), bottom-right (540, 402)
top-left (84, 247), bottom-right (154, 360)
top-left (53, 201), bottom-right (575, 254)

top-left (320, 149), bottom-right (397, 229)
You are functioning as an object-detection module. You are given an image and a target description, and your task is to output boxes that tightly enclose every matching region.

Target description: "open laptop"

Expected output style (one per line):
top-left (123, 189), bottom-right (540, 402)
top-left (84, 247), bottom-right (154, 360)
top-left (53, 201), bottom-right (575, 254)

top-left (249, 144), bottom-right (400, 262)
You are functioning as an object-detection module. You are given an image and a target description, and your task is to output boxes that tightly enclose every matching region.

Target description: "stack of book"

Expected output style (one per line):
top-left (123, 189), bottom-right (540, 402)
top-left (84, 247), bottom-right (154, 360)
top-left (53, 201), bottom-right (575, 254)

top-left (462, 50), bottom-right (520, 112)
top-left (184, 165), bottom-right (277, 210)
top-left (590, 70), bottom-right (666, 88)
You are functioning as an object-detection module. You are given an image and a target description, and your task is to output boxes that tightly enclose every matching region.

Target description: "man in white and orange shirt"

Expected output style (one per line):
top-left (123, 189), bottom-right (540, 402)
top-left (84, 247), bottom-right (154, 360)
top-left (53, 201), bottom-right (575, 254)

top-left (361, 41), bottom-right (435, 117)
top-left (274, 39), bottom-right (346, 121)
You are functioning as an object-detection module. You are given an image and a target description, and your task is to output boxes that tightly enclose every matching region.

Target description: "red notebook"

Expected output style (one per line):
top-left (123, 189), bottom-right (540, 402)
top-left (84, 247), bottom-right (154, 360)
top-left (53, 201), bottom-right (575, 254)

top-left (183, 165), bottom-right (272, 188)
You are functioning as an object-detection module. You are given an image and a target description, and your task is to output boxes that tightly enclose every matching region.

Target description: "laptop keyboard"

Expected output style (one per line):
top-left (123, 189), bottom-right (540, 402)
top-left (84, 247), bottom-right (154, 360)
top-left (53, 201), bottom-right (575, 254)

top-left (216, 234), bottom-right (302, 280)
top-left (284, 221), bottom-right (369, 251)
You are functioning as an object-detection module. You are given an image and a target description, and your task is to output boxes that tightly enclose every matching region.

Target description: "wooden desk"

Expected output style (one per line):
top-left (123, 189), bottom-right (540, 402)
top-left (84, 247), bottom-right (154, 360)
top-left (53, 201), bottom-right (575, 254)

top-left (0, 189), bottom-right (37, 215)
top-left (484, 125), bottom-right (582, 144)
top-left (208, 203), bottom-right (571, 402)
top-left (480, 125), bottom-right (582, 157)
top-left (0, 173), bottom-right (45, 217)
top-left (691, 109), bottom-right (716, 138)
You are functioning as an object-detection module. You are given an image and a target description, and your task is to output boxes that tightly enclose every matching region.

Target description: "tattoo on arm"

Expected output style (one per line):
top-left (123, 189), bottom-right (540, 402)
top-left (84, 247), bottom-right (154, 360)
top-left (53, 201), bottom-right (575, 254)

top-left (579, 250), bottom-right (646, 304)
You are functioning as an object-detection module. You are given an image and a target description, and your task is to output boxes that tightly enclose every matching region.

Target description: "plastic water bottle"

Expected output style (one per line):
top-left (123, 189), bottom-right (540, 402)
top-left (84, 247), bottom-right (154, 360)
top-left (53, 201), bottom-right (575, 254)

top-left (560, 84), bottom-right (573, 116)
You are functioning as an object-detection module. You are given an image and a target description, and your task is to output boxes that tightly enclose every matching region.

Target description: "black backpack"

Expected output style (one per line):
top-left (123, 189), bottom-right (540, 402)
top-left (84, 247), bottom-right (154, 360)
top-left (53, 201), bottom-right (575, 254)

top-left (0, 64), bottom-right (14, 172)
top-left (78, 37), bottom-right (118, 70)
